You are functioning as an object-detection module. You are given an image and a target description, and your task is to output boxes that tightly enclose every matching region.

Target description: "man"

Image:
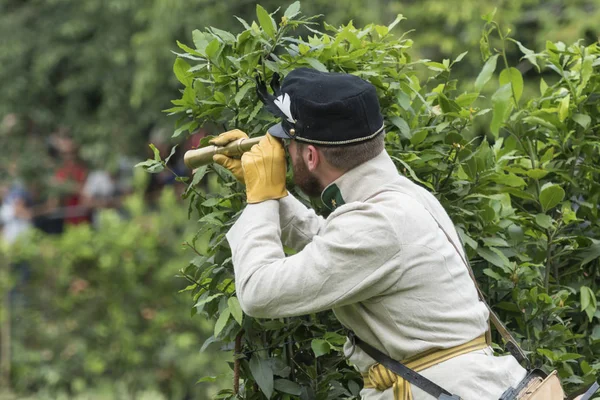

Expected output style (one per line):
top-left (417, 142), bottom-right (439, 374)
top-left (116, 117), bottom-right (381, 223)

top-left (211, 68), bottom-right (527, 399)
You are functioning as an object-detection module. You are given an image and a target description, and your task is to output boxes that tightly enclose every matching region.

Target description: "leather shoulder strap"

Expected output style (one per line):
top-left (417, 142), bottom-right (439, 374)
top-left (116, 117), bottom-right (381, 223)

top-left (392, 187), bottom-right (529, 365)
top-left (436, 224), bottom-right (528, 365)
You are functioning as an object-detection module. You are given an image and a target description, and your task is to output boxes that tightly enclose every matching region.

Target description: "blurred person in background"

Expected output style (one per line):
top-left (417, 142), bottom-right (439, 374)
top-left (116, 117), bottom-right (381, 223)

top-left (0, 159), bottom-right (35, 308)
top-left (0, 160), bottom-right (33, 246)
top-left (81, 158), bottom-right (121, 226)
top-left (51, 133), bottom-right (91, 226)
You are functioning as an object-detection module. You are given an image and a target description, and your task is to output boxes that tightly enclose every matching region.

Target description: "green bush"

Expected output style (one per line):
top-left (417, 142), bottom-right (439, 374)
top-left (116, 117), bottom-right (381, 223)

top-left (140, 3), bottom-right (599, 398)
top-left (3, 188), bottom-right (230, 398)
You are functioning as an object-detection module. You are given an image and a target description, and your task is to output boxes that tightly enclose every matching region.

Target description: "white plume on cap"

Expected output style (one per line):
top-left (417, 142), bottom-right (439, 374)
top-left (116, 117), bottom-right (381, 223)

top-left (274, 93), bottom-right (295, 124)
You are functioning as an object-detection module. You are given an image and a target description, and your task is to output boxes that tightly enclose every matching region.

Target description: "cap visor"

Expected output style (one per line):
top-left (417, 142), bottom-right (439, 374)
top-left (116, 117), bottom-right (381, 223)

top-left (266, 123), bottom-right (292, 139)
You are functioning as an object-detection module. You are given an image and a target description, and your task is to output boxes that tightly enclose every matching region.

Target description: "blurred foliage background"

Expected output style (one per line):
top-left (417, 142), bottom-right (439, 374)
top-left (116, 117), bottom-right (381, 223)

top-left (3, 186), bottom-right (231, 399)
top-left (1, 0), bottom-right (598, 160)
top-left (0, 0), bottom-right (599, 398)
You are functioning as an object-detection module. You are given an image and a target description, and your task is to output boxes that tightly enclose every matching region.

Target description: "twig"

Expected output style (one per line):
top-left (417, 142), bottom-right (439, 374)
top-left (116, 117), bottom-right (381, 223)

top-left (234, 330), bottom-right (244, 395)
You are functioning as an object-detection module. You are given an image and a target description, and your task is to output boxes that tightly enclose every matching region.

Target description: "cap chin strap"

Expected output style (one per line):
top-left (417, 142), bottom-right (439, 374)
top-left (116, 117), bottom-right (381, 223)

top-left (292, 124), bottom-right (385, 146)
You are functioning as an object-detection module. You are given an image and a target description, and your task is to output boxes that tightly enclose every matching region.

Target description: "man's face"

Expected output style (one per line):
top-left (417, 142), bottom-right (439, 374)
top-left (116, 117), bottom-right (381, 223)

top-left (287, 139), bottom-right (323, 198)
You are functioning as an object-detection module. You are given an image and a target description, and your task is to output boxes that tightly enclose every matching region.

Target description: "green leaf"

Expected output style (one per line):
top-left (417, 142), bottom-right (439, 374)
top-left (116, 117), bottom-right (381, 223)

top-left (256, 5), bottom-right (276, 38)
top-left (235, 83), bottom-right (253, 105)
top-left (390, 116), bottom-right (410, 139)
top-left (509, 38), bottom-right (540, 72)
top-left (581, 286), bottom-right (591, 312)
top-left (179, 283), bottom-right (197, 293)
top-left (305, 57), bottom-right (328, 72)
top-left (283, 1), bottom-right (300, 19)
top-left (323, 331), bottom-right (347, 346)
top-left (177, 40), bottom-right (202, 56)
top-left (537, 348), bottom-right (558, 362)
top-left (249, 356), bottom-right (274, 398)
top-left (455, 93), bottom-right (479, 107)
top-left (205, 39), bottom-right (220, 59)
top-left (348, 380), bottom-right (361, 396)
top-left (579, 55), bottom-right (594, 91)
top-left (201, 197), bottom-right (222, 207)
top-left (410, 130), bottom-right (428, 146)
top-left (173, 58), bottom-right (192, 87)
top-left (247, 102), bottom-right (263, 122)
top-left (397, 91), bottom-right (412, 110)
top-left (425, 61), bottom-right (448, 72)
top-left (592, 325), bottom-right (600, 341)
top-left (437, 93), bottom-right (461, 113)
top-left (210, 27), bottom-right (236, 43)
top-left (457, 227), bottom-right (478, 250)
top-left (165, 145), bottom-right (178, 164)
top-left (146, 162), bottom-right (165, 173)
top-left (214, 91), bottom-right (226, 104)
top-left (477, 247), bottom-right (509, 269)
top-left (490, 84), bottom-right (513, 138)
top-left (540, 78), bottom-right (548, 95)
top-left (526, 168), bottom-right (549, 180)
top-left (496, 301), bottom-right (520, 312)
top-left (234, 16), bottom-right (251, 30)
top-left (482, 237), bottom-right (509, 247)
top-left (558, 95), bottom-right (570, 122)
top-left (491, 173), bottom-right (526, 188)
top-left (579, 243), bottom-right (600, 266)
top-left (387, 14), bottom-right (406, 31)
top-left (196, 376), bottom-right (218, 384)
top-left (199, 211), bottom-right (225, 226)
top-left (200, 336), bottom-right (218, 352)
top-left (499, 67), bottom-right (523, 103)
top-left (374, 25), bottom-right (389, 37)
top-left (475, 54), bottom-right (498, 93)
top-left (149, 143), bottom-right (161, 161)
top-left (572, 114), bottom-right (591, 129)
top-left (214, 308), bottom-right (230, 337)
top-left (186, 166), bottom-right (208, 194)
top-left (483, 268), bottom-right (503, 281)
top-left (195, 293), bottom-right (223, 308)
top-left (135, 159), bottom-right (160, 170)
top-left (274, 379), bottom-right (302, 395)
top-left (535, 214), bottom-right (553, 229)
top-left (539, 183), bottom-right (565, 212)
top-left (481, 8), bottom-right (497, 23)
top-left (580, 286), bottom-right (597, 322)
top-left (173, 121), bottom-right (193, 138)
top-left (453, 51), bottom-right (468, 64)
top-left (311, 339), bottom-right (331, 357)
top-left (228, 297), bottom-right (244, 325)
top-left (558, 353), bottom-right (583, 362)
top-left (192, 30), bottom-right (210, 54)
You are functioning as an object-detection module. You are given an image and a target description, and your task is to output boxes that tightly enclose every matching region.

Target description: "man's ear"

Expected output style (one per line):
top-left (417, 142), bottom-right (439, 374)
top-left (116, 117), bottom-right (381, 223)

top-left (303, 144), bottom-right (320, 172)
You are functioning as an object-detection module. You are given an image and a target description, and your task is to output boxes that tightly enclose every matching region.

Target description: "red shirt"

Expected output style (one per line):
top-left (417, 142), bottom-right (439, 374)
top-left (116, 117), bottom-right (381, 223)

top-left (55, 161), bottom-right (89, 225)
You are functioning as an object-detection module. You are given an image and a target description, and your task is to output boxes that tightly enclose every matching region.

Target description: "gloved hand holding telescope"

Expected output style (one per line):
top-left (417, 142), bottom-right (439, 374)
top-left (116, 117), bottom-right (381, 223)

top-left (183, 129), bottom-right (264, 170)
top-left (185, 129), bottom-right (287, 204)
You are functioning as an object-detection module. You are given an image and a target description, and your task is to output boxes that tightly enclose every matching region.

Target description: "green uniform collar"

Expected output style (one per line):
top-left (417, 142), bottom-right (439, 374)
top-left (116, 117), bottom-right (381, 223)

top-left (321, 184), bottom-right (345, 211)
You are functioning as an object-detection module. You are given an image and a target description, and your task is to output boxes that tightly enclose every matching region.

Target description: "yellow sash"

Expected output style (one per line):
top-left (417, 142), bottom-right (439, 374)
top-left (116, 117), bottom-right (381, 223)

top-left (361, 335), bottom-right (488, 400)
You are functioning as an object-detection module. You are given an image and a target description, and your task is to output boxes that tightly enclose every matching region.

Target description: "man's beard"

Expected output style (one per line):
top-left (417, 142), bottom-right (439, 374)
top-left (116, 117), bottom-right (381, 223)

top-left (292, 155), bottom-right (323, 198)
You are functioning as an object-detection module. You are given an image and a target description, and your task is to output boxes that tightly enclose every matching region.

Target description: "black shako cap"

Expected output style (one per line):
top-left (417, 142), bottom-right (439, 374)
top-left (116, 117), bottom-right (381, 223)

top-left (265, 68), bottom-right (384, 146)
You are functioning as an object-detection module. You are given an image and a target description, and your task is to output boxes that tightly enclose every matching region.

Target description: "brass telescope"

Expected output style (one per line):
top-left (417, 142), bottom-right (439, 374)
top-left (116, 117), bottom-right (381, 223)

top-left (183, 136), bottom-right (264, 170)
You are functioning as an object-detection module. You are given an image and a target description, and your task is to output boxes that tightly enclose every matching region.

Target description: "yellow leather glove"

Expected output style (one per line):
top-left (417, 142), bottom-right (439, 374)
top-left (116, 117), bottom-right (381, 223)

top-left (209, 129), bottom-right (248, 183)
top-left (242, 134), bottom-right (288, 204)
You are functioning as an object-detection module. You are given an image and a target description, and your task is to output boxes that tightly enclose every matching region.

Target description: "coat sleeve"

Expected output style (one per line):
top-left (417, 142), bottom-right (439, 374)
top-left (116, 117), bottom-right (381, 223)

top-left (278, 193), bottom-right (325, 251)
top-left (226, 200), bottom-right (402, 318)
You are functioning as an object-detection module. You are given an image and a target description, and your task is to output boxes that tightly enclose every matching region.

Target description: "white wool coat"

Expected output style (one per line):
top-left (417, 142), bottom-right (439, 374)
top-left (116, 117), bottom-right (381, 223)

top-left (226, 150), bottom-right (526, 399)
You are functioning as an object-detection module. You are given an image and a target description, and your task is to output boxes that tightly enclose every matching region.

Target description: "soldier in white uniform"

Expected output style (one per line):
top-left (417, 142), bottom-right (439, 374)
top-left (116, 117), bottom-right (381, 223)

top-left (211, 68), bottom-right (527, 399)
